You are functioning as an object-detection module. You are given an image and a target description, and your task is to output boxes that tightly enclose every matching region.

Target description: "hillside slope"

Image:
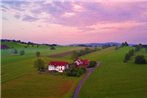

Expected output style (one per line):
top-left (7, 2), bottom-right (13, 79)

top-left (79, 47), bottom-right (147, 98)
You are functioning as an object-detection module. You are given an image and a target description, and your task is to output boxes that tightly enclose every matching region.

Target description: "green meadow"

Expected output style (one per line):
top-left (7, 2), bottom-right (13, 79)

top-left (79, 47), bottom-right (147, 98)
top-left (1, 41), bottom-right (147, 98)
top-left (1, 42), bottom-right (83, 98)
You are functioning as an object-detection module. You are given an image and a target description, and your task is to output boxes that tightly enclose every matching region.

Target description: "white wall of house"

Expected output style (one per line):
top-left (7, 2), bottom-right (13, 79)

top-left (75, 60), bottom-right (82, 65)
top-left (48, 65), bottom-right (68, 72)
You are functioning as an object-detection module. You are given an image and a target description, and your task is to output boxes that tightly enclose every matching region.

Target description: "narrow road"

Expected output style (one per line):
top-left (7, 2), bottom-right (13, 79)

top-left (73, 62), bottom-right (100, 98)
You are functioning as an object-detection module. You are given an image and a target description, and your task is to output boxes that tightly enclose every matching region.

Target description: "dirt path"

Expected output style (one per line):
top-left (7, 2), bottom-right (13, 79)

top-left (73, 62), bottom-right (100, 98)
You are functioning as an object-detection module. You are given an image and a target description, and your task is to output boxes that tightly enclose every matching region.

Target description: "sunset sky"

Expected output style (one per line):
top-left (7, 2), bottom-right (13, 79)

top-left (1, 0), bottom-right (147, 45)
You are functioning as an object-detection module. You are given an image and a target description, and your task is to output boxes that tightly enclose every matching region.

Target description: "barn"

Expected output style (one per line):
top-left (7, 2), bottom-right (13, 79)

top-left (48, 61), bottom-right (69, 72)
top-left (74, 58), bottom-right (90, 68)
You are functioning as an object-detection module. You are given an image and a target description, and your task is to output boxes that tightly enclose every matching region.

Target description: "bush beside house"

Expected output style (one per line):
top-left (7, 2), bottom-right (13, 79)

top-left (65, 66), bottom-right (86, 77)
top-left (87, 61), bottom-right (97, 68)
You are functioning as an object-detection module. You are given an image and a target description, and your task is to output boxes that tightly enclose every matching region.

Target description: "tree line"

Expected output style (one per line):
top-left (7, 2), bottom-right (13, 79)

top-left (72, 47), bottom-right (99, 60)
top-left (124, 44), bottom-right (147, 64)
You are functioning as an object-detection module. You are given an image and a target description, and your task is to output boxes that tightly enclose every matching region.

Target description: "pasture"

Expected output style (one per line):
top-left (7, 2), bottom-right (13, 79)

top-left (1, 42), bottom-right (83, 98)
top-left (79, 47), bottom-right (147, 98)
top-left (2, 41), bottom-right (147, 98)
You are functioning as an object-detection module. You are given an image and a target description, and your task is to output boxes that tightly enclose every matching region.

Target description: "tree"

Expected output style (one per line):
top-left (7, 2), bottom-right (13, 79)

top-left (34, 59), bottom-right (45, 72)
top-left (19, 50), bottom-right (25, 55)
top-left (135, 44), bottom-right (142, 52)
top-left (87, 61), bottom-right (97, 68)
top-left (139, 43), bottom-right (143, 48)
top-left (84, 48), bottom-right (90, 54)
top-left (24, 46), bottom-right (28, 48)
top-left (50, 46), bottom-right (55, 50)
top-left (12, 49), bottom-right (18, 54)
top-left (135, 55), bottom-right (146, 64)
top-left (37, 45), bottom-right (39, 48)
top-left (121, 42), bottom-right (128, 47)
top-left (36, 51), bottom-right (40, 58)
top-left (128, 49), bottom-right (135, 56)
top-left (124, 53), bottom-right (131, 63)
top-left (72, 51), bottom-right (79, 60)
top-left (124, 42), bottom-right (128, 46)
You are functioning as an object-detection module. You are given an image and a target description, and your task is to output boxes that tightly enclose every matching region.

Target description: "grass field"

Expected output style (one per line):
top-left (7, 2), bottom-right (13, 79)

top-left (79, 47), bottom-right (147, 98)
top-left (1, 43), bottom-right (82, 83)
top-left (1, 42), bottom-right (83, 98)
top-left (2, 41), bottom-right (147, 98)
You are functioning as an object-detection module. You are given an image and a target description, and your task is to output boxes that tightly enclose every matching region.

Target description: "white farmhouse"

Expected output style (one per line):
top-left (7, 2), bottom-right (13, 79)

top-left (48, 61), bottom-right (69, 72)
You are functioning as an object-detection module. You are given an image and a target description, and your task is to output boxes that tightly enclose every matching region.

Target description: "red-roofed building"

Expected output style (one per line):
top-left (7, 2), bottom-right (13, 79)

top-left (74, 58), bottom-right (90, 68)
top-left (48, 61), bottom-right (69, 72)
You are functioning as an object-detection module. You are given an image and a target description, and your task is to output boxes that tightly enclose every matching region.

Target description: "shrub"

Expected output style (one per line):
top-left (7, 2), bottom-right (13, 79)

top-left (19, 50), bottom-right (25, 55)
top-left (34, 59), bottom-right (45, 72)
top-left (87, 61), bottom-right (97, 68)
top-left (128, 49), bottom-right (135, 56)
top-left (65, 66), bottom-right (86, 77)
top-left (78, 67), bottom-right (86, 74)
top-left (124, 53), bottom-right (131, 63)
top-left (50, 46), bottom-right (55, 50)
top-left (36, 51), bottom-right (40, 57)
top-left (135, 55), bottom-right (146, 64)
top-left (123, 49), bottom-right (135, 63)
top-left (12, 49), bottom-right (18, 54)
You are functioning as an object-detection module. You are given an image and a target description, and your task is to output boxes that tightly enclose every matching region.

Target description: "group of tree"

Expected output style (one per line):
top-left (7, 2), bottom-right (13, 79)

top-left (121, 42), bottom-right (129, 47)
top-left (134, 44), bottom-right (142, 52)
top-left (102, 44), bottom-right (112, 49)
top-left (123, 46), bottom-right (147, 64)
top-left (72, 48), bottom-right (97, 60)
top-left (11, 49), bottom-right (25, 56)
top-left (124, 49), bottom-right (135, 63)
top-left (65, 65), bottom-right (86, 77)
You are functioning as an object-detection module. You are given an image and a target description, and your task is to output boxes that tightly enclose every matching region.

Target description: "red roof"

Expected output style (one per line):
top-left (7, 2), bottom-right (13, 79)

top-left (75, 59), bottom-right (90, 67)
top-left (49, 61), bottom-right (68, 66)
top-left (81, 59), bottom-right (89, 65)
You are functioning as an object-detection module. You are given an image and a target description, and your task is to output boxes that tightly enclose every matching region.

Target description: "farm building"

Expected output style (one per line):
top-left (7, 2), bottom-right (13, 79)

top-left (74, 58), bottom-right (90, 68)
top-left (48, 61), bottom-right (69, 72)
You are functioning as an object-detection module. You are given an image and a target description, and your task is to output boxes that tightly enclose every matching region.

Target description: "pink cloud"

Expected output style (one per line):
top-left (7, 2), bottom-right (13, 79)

top-left (1, 0), bottom-right (147, 44)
